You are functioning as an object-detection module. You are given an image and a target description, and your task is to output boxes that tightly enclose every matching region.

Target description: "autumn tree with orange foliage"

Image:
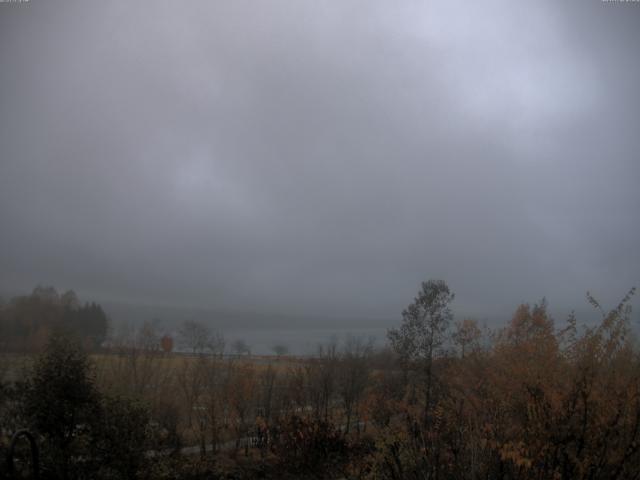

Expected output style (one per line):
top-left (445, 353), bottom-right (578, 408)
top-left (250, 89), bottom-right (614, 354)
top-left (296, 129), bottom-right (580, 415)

top-left (372, 284), bottom-right (640, 480)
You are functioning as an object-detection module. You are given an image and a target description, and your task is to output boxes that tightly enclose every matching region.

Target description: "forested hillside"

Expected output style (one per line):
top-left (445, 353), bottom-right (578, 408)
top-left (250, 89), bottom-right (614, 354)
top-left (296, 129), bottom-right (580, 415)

top-left (0, 286), bottom-right (108, 352)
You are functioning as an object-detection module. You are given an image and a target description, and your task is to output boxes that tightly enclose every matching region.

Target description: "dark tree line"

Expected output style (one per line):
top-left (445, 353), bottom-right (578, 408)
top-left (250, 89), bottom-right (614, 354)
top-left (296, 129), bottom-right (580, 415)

top-left (0, 286), bottom-right (108, 352)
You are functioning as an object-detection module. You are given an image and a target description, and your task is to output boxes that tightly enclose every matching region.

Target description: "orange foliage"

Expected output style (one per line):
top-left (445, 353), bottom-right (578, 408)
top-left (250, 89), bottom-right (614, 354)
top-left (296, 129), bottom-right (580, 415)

top-left (372, 290), bottom-right (640, 480)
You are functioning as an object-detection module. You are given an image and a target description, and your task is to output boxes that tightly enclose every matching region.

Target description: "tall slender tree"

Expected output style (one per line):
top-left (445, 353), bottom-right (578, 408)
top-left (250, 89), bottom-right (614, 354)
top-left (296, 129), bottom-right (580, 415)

top-left (388, 279), bottom-right (454, 426)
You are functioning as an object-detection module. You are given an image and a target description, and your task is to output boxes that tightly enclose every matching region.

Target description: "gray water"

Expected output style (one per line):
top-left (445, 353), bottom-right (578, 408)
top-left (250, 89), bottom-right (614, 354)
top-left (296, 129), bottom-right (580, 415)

top-left (222, 327), bottom-right (388, 355)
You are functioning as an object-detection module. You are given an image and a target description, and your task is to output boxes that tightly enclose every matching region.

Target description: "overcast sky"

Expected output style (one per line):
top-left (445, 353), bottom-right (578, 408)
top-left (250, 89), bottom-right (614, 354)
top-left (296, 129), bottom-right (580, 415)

top-left (1, 0), bottom-right (639, 324)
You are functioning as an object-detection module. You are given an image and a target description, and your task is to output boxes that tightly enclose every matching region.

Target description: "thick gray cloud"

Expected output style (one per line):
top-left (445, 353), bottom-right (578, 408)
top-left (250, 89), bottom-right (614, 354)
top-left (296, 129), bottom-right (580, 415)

top-left (1, 0), bottom-right (639, 324)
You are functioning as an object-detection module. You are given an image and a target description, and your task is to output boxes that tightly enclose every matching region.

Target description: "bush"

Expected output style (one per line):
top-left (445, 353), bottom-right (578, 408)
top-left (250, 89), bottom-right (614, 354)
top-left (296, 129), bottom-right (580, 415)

top-left (18, 335), bottom-right (153, 479)
top-left (268, 416), bottom-right (349, 478)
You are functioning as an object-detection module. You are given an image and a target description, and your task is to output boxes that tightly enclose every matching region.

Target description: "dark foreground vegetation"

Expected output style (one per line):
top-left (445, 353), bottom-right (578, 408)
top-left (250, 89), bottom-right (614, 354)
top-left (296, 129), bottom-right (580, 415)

top-left (1, 281), bottom-right (639, 479)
